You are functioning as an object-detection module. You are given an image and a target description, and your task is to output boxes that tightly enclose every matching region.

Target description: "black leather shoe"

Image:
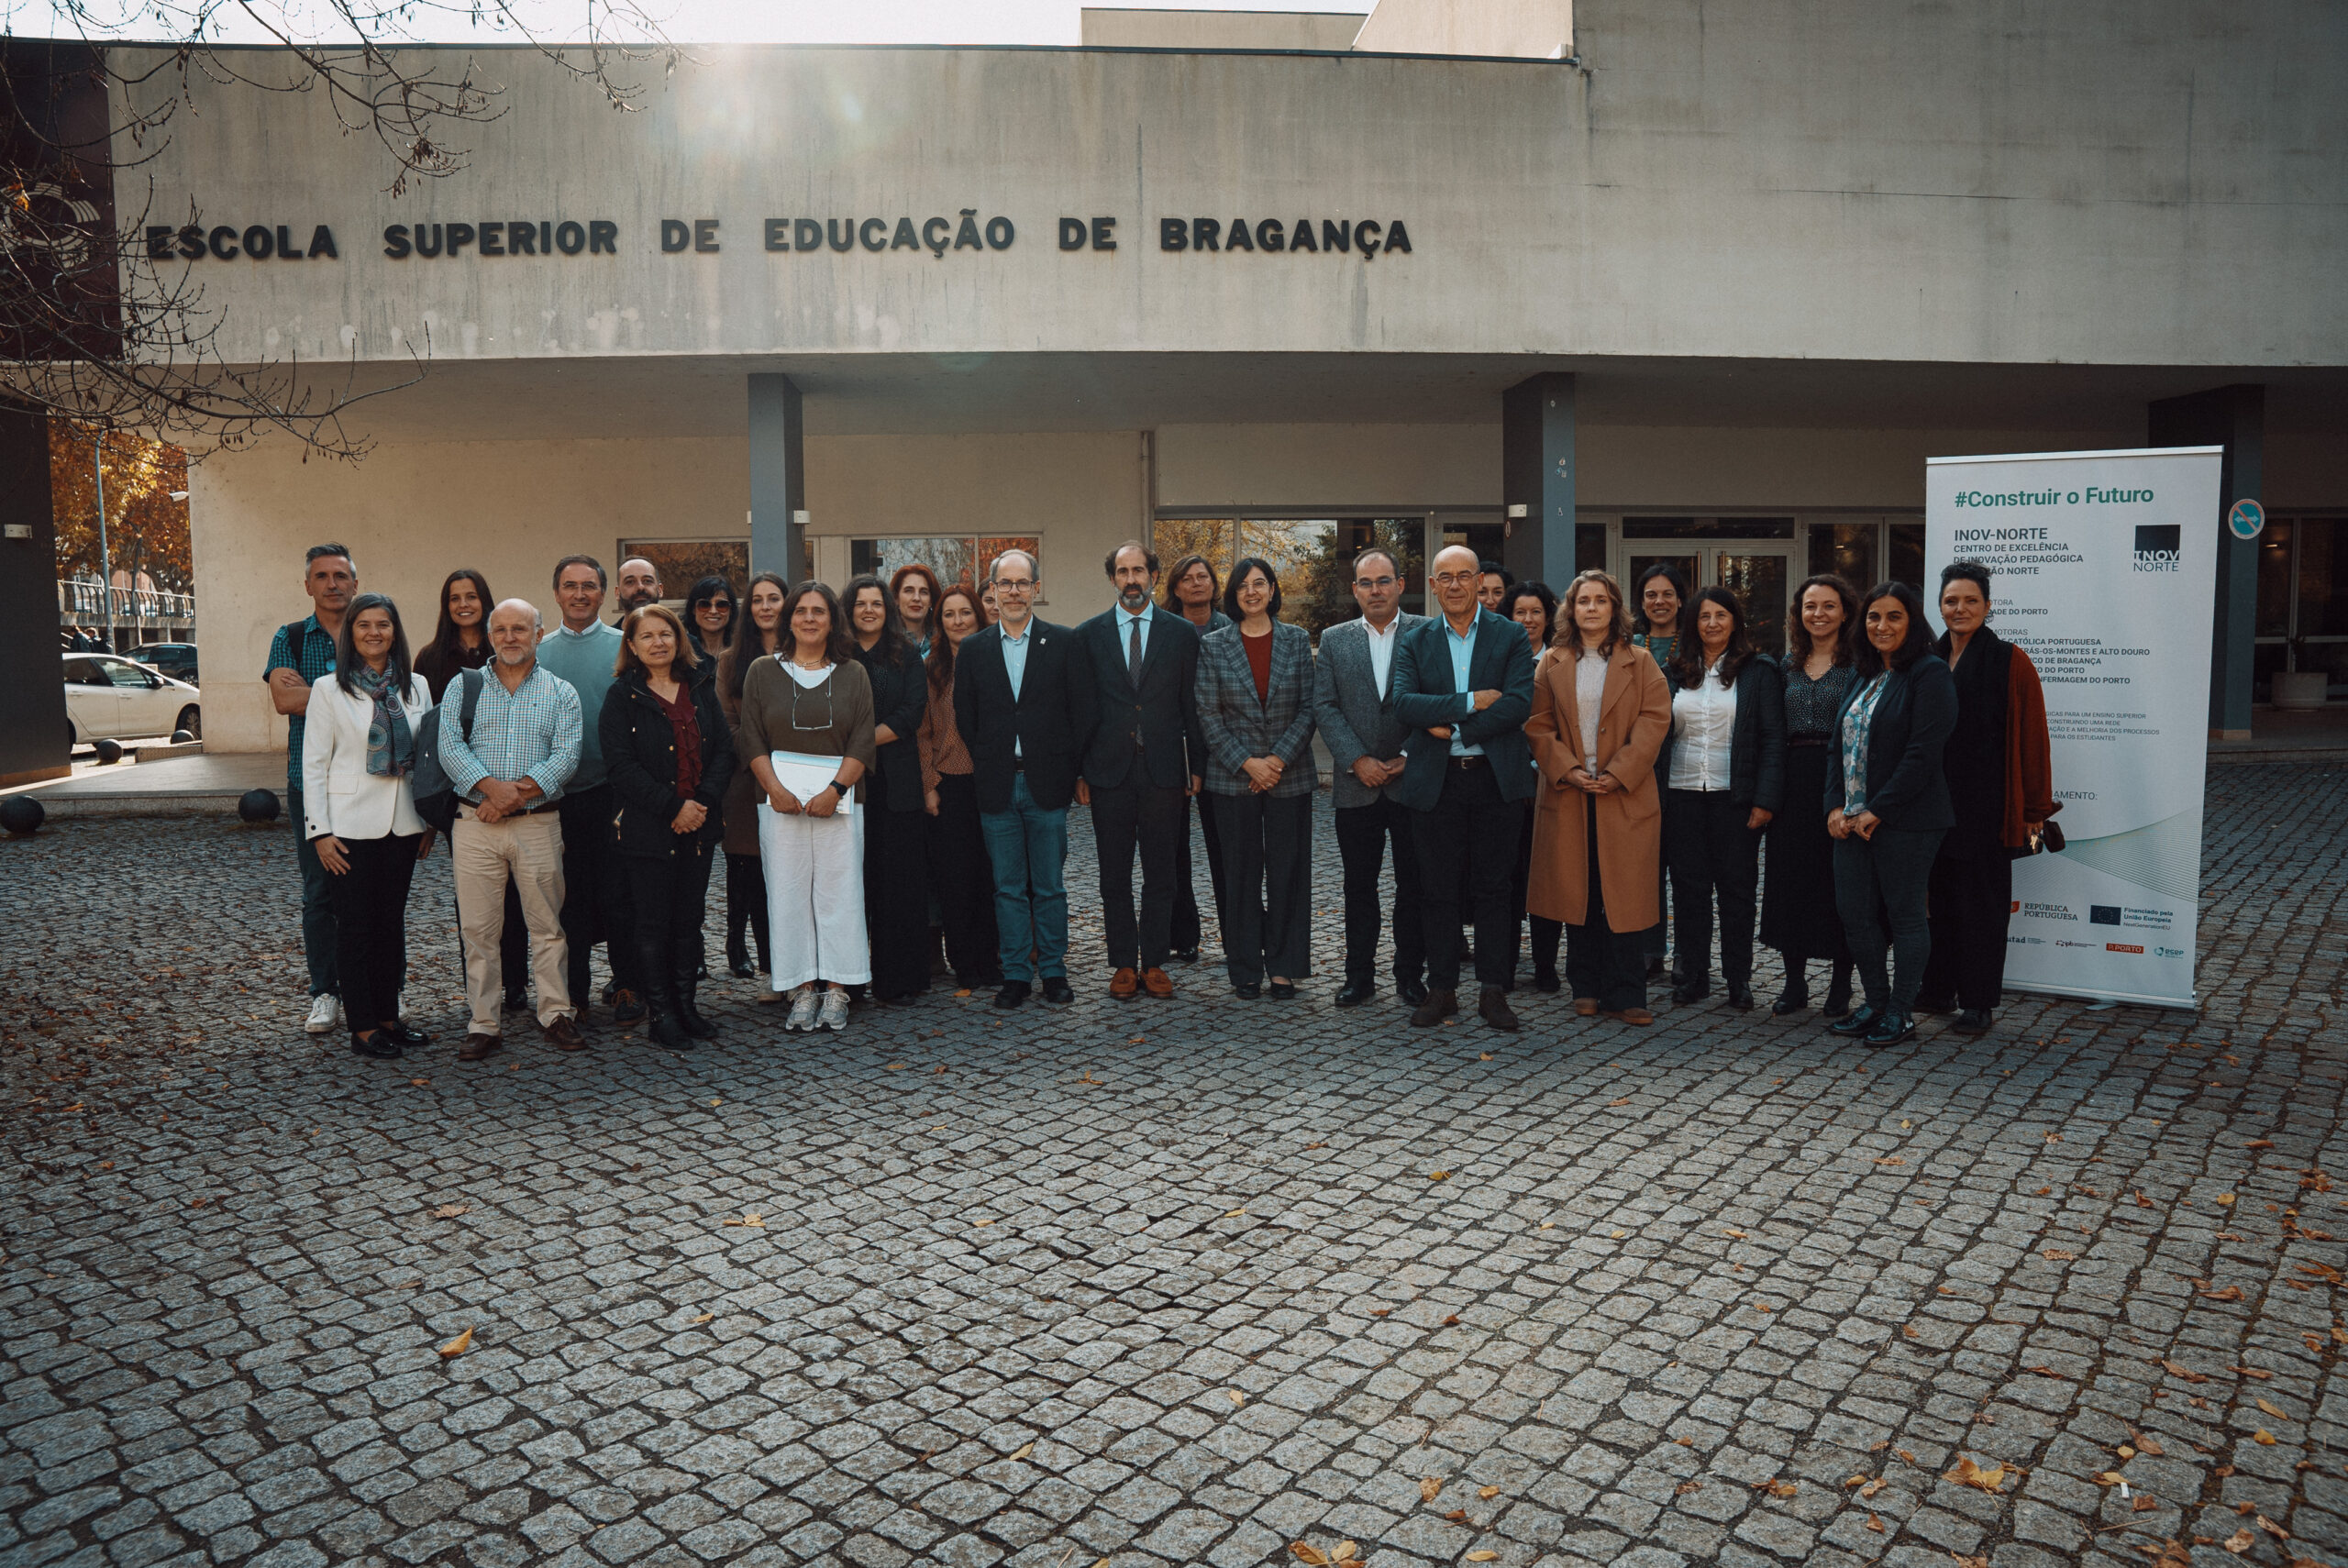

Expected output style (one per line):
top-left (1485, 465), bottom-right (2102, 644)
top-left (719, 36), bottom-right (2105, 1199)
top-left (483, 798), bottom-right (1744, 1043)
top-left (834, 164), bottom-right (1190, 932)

top-left (613, 988), bottom-right (648, 1025)
top-left (349, 1032), bottom-right (404, 1060)
top-left (502, 989), bottom-right (530, 1013)
top-left (1268, 979), bottom-right (1297, 1000)
top-left (1953, 1008), bottom-right (1993, 1033)
top-left (601, 980), bottom-right (619, 1006)
top-left (1170, 946), bottom-right (1201, 965)
top-left (728, 958), bottom-right (759, 979)
top-left (1726, 984), bottom-right (1756, 1011)
top-left (1410, 988), bottom-right (1457, 1028)
top-left (993, 981), bottom-right (1030, 1009)
top-left (1532, 968), bottom-right (1560, 994)
top-left (675, 981), bottom-right (719, 1040)
top-left (1040, 977), bottom-right (1075, 1005)
top-left (383, 1021), bottom-right (432, 1049)
top-left (1233, 980), bottom-right (1261, 999)
top-left (1915, 993), bottom-right (1958, 1016)
top-left (1771, 987), bottom-right (1810, 1016)
top-left (1865, 1009), bottom-right (1917, 1046)
top-left (1670, 981), bottom-right (1711, 1005)
top-left (1827, 1004), bottom-right (1878, 1038)
top-left (1397, 978), bottom-right (1429, 1008)
top-left (1822, 980), bottom-right (1855, 1019)
top-left (1335, 980), bottom-right (1375, 1009)
top-left (1478, 986), bottom-right (1520, 1032)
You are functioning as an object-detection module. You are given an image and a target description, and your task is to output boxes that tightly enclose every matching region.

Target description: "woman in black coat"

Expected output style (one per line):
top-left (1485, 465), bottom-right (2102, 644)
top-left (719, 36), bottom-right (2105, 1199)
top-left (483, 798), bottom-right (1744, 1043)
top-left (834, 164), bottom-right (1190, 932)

top-left (600, 604), bottom-right (737, 1050)
top-left (1762, 575), bottom-right (1861, 1018)
top-left (847, 574), bottom-right (934, 1003)
top-left (1824, 581), bottom-right (1956, 1047)
top-left (1658, 587), bottom-right (1785, 1010)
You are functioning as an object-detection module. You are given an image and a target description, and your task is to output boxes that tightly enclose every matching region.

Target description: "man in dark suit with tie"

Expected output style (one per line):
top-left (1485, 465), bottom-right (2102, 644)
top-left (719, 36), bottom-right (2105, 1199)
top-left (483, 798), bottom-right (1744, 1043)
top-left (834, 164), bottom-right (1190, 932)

top-left (1074, 542), bottom-right (1206, 1001)
top-left (951, 549), bottom-right (1097, 1009)
top-left (1388, 544), bottom-right (1539, 1031)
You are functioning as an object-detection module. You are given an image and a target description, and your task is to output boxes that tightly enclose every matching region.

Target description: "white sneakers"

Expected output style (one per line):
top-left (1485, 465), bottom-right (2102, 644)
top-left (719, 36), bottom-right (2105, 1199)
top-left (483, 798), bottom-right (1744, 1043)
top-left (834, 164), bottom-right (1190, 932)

top-left (783, 987), bottom-right (851, 1032)
top-left (304, 994), bottom-right (342, 1034)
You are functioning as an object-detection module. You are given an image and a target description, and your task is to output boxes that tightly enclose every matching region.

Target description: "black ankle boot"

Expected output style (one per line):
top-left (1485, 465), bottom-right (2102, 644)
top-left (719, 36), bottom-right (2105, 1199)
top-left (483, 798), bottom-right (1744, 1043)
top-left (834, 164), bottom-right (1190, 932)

top-left (646, 987), bottom-right (695, 1050)
top-left (1772, 959), bottom-right (1811, 1015)
top-left (675, 975), bottom-right (719, 1039)
top-left (1822, 962), bottom-right (1854, 1019)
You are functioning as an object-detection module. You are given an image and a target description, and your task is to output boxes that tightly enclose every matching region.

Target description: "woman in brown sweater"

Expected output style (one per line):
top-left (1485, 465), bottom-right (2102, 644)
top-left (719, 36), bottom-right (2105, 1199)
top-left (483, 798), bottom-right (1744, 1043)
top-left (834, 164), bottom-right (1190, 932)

top-left (917, 585), bottom-right (1002, 988)
top-left (737, 581), bottom-right (878, 1034)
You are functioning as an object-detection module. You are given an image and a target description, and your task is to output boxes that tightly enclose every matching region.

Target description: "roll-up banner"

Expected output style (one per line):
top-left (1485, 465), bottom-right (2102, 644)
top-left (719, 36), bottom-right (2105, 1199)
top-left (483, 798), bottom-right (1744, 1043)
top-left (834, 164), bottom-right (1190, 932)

top-left (1925, 446), bottom-right (2222, 1010)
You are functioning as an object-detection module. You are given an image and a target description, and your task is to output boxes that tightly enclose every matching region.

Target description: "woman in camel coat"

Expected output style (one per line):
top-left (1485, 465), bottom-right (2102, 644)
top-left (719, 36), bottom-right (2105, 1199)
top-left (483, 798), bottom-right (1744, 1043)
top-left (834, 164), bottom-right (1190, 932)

top-left (1525, 569), bottom-right (1674, 1024)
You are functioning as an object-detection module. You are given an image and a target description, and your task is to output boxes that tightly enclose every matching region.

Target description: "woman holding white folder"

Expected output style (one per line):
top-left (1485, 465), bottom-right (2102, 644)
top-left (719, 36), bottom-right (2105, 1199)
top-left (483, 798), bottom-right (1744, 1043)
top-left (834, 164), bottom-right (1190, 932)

top-left (737, 581), bottom-right (879, 1032)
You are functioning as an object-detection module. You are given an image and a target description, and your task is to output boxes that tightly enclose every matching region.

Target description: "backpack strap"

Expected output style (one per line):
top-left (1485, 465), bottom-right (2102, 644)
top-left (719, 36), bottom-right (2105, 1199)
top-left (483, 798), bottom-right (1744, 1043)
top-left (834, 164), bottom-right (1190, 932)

top-left (459, 667), bottom-right (484, 741)
top-left (279, 619), bottom-right (308, 667)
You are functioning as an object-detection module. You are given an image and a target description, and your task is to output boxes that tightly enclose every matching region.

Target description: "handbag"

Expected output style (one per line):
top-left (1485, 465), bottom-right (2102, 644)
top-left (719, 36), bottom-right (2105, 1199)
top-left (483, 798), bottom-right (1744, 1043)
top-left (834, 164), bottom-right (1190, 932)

top-left (2021, 818), bottom-right (2066, 856)
top-left (410, 668), bottom-right (485, 832)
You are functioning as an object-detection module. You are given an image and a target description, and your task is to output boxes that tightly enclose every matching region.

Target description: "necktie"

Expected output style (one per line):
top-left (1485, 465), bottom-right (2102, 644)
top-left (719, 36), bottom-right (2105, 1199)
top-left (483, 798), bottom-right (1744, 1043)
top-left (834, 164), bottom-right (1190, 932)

top-left (1126, 616), bottom-right (1144, 686)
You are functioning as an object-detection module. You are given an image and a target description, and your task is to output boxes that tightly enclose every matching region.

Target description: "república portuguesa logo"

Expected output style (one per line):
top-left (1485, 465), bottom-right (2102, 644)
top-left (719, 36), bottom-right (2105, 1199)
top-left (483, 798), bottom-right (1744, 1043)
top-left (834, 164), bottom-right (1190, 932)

top-left (2133, 525), bottom-right (2182, 572)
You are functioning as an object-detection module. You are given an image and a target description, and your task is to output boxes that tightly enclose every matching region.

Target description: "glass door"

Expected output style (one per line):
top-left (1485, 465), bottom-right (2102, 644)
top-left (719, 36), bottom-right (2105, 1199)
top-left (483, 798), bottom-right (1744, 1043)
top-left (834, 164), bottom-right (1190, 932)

top-left (1617, 520), bottom-right (1799, 656)
top-left (1715, 549), bottom-right (1794, 656)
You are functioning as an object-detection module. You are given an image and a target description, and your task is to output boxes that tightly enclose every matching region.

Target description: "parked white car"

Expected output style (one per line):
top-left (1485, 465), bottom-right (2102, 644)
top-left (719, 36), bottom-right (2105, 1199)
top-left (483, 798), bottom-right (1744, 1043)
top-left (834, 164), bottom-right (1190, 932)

top-left (62, 653), bottom-right (203, 744)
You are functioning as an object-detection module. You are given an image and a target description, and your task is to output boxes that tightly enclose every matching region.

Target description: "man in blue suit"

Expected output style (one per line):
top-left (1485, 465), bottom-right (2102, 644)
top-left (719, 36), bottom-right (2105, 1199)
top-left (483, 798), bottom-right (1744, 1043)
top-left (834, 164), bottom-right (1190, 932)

top-left (1388, 545), bottom-right (1539, 1031)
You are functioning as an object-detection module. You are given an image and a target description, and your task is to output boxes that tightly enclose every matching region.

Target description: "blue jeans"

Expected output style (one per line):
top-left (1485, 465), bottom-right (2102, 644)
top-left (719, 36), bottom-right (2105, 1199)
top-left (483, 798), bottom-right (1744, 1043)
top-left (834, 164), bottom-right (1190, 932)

top-left (1833, 825), bottom-right (1945, 1014)
top-left (289, 784), bottom-right (338, 998)
top-left (980, 774), bottom-right (1069, 983)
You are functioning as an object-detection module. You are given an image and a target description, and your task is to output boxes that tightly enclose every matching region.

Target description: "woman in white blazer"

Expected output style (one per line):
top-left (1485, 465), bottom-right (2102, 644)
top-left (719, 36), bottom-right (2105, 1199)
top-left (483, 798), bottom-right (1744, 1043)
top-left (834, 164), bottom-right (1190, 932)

top-left (302, 592), bottom-right (437, 1060)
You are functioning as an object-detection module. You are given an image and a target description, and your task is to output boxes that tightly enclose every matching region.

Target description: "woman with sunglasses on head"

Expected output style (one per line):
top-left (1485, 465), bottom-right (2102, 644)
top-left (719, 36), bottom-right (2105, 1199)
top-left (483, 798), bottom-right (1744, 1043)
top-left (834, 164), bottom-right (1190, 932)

top-left (1825, 581), bottom-right (1957, 1047)
top-left (1657, 587), bottom-right (1785, 1010)
top-left (847, 573), bottom-right (934, 1004)
top-left (302, 592), bottom-right (436, 1061)
top-left (917, 584), bottom-right (1003, 988)
top-left (1500, 580), bottom-right (1562, 990)
top-left (716, 573), bottom-right (789, 999)
top-left (1761, 575), bottom-right (1861, 1018)
top-left (682, 576), bottom-right (737, 675)
top-left (412, 569), bottom-right (528, 1012)
top-left (737, 581), bottom-right (878, 1033)
top-left (1162, 552), bottom-right (1234, 961)
top-left (600, 603), bottom-right (737, 1050)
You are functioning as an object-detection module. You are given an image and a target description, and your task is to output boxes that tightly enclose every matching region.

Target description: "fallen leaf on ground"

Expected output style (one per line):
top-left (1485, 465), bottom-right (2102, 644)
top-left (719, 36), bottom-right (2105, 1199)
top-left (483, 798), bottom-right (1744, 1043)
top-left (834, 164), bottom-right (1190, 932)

top-left (2216, 1193), bottom-right (2235, 1205)
top-left (2257, 1516), bottom-right (2287, 1540)
top-left (1369, 1309), bottom-right (1390, 1317)
top-left (1443, 1314), bottom-right (1460, 1325)
top-left (1332, 1544), bottom-right (1359, 1563)
top-left (2029, 1365), bottom-right (2073, 1380)
top-left (1875, 1156), bottom-right (1905, 1166)
top-left (1421, 1476), bottom-right (1443, 1501)
top-left (2298, 1261), bottom-right (2344, 1284)
top-left (1538, 1221), bottom-right (1554, 1230)
top-left (2043, 1248), bottom-right (2077, 1261)
top-left (438, 1327), bottom-right (472, 1358)
top-left (2254, 1430), bottom-right (2277, 1444)
top-left (692, 1312), bottom-right (714, 1324)
top-left (1723, 1228), bottom-right (1749, 1238)
top-left (1763, 1479), bottom-right (1797, 1497)
top-left (2233, 1365), bottom-right (2272, 1380)
top-left (1225, 1209), bottom-right (1247, 1218)
top-left (1466, 1554), bottom-right (1498, 1563)
top-left (1444, 1508), bottom-right (1466, 1521)
top-left (885, 1063), bottom-right (906, 1070)
top-left (1288, 1546), bottom-right (1328, 1567)
top-left (1609, 1097), bottom-right (1630, 1106)
top-left (2247, 1139), bottom-right (2275, 1149)
top-left (2201, 1286), bottom-right (2243, 1301)
top-left (1858, 1477), bottom-right (1885, 1498)
top-left (1675, 1479), bottom-right (1702, 1496)
top-left (1944, 1457), bottom-right (2006, 1493)
top-left (1479, 1053), bottom-right (1492, 1061)
top-left (1611, 1230), bottom-right (1627, 1239)
top-left (2161, 1360), bottom-right (2209, 1383)
top-left (1304, 1142), bottom-right (1326, 1151)
top-left (1225, 1389), bottom-right (1246, 1407)
top-left (431, 1204), bottom-right (469, 1220)
top-left (1866, 1512), bottom-right (1885, 1532)
top-left (2133, 1495), bottom-right (2160, 1512)
top-left (2222, 1528), bottom-right (2254, 1552)
top-left (2135, 1435), bottom-right (2165, 1456)
top-left (1478, 1485), bottom-right (1499, 1499)
top-left (2095, 1471), bottom-right (2124, 1485)
top-left (2257, 1397), bottom-right (2287, 1418)
top-left (723, 1213), bottom-right (764, 1229)
top-left (1011, 1441), bottom-right (1035, 1460)
top-left (1674, 1436), bottom-right (1694, 1446)
top-left (1752, 1303), bottom-right (1773, 1313)
top-left (1427, 1170), bottom-right (1450, 1181)
top-left (972, 1219), bottom-right (995, 1227)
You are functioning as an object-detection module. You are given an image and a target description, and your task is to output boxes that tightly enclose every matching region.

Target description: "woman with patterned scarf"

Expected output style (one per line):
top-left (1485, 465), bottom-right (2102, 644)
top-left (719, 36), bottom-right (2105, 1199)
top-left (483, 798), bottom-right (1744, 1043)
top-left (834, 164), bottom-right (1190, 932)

top-left (301, 592), bottom-right (437, 1060)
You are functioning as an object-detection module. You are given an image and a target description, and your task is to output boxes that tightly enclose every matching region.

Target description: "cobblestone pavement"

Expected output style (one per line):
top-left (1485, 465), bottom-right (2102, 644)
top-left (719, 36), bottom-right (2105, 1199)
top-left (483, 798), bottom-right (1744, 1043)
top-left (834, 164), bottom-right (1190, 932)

top-left (4, 762), bottom-right (2345, 1568)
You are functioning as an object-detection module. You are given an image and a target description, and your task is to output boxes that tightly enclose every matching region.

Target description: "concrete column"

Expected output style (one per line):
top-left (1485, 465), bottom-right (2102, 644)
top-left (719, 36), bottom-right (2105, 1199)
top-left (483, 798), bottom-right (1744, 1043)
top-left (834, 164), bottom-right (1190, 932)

top-left (748, 373), bottom-right (806, 583)
top-left (1501, 372), bottom-right (1575, 587)
top-left (2148, 384), bottom-right (2264, 741)
top-left (0, 404), bottom-right (70, 784)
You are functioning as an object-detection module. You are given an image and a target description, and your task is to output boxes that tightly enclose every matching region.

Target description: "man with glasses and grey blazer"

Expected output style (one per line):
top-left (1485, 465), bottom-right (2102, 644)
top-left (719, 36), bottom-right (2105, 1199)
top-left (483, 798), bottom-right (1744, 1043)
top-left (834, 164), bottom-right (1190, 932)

top-left (1313, 547), bottom-right (1429, 1010)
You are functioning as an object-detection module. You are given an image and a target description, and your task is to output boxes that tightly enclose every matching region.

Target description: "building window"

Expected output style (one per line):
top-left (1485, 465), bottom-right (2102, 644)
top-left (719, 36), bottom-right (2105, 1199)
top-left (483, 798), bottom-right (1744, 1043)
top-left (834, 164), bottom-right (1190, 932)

top-left (849, 536), bottom-right (1042, 598)
top-left (1888, 522), bottom-right (1925, 591)
top-left (1808, 522), bottom-right (1878, 590)
top-left (2257, 514), bottom-right (2346, 696)
top-left (617, 540), bottom-right (750, 598)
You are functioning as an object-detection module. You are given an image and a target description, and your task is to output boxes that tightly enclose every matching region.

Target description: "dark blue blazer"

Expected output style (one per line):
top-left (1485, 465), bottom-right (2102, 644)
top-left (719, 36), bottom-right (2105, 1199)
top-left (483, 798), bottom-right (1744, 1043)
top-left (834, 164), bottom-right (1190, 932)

top-left (1385, 609), bottom-right (1537, 810)
top-left (1822, 655), bottom-right (1957, 831)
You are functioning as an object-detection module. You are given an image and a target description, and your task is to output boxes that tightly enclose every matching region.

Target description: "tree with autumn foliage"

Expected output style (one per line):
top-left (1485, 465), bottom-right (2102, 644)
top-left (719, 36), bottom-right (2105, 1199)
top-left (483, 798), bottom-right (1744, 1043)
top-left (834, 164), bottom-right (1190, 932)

top-left (49, 422), bottom-right (190, 593)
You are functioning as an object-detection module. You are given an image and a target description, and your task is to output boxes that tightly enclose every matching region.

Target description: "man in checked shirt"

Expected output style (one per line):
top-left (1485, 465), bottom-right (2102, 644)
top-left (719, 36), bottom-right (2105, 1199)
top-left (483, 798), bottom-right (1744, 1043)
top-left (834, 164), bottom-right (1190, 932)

top-left (439, 598), bottom-right (587, 1059)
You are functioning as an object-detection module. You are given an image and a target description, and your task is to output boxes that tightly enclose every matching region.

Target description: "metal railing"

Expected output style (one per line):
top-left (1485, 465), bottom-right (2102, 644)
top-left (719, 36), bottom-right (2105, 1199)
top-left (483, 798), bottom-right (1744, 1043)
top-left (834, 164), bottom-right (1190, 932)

top-left (59, 578), bottom-right (196, 627)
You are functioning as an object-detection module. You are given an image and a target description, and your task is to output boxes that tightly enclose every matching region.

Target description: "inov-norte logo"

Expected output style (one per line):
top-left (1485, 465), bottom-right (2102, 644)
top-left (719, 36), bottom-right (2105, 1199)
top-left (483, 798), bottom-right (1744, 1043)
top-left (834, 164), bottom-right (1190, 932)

top-left (2133, 525), bottom-right (2182, 572)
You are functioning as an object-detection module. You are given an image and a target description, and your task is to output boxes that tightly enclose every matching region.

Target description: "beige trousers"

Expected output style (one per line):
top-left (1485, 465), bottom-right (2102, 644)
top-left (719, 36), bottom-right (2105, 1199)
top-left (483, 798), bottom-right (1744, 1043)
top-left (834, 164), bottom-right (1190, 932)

top-left (453, 806), bottom-right (570, 1033)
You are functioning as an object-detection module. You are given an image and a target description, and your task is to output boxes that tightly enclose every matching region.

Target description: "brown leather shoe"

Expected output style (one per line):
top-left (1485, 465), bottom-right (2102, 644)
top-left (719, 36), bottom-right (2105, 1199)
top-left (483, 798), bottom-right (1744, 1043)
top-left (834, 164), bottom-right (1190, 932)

top-left (540, 1014), bottom-right (588, 1051)
top-left (1110, 966), bottom-right (1140, 1000)
top-left (1573, 998), bottom-right (1600, 1017)
top-left (1142, 966), bottom-right (1174, 999)
top-left (1601, 1006), bottom-right (1656, 1026)
top-left (1410, 988), bottom-right (1458, 1028)
top-left (457, 1032), bottom-right (503, 1062)
top-left (1478, 986), bottom-right (1521, 1032)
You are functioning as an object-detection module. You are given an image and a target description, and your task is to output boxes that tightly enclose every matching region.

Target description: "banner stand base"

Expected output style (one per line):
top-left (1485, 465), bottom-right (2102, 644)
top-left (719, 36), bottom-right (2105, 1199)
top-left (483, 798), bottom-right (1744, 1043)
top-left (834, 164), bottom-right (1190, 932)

top-left (2011, 982), bottom-right (2198, 1011)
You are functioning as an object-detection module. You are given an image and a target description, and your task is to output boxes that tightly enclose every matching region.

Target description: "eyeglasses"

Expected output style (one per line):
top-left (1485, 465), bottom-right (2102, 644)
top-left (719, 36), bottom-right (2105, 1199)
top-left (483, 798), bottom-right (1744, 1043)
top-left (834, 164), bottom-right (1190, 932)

top-left (993, 580), bottom-right (1036, 594)
top-left (1354, 576), bottom-right (1398, 590)
top-left (790, 681), bottom-right (835, 731)
top-left (704, 601), bottom-right (732, 613)
top-left (1433, 571), bottom-right (1479, 588)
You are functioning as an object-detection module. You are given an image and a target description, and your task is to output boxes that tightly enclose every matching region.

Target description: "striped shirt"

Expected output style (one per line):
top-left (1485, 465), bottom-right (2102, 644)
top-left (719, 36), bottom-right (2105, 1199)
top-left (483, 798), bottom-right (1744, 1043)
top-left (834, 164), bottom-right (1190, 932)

top-left (263, 614), bottom-right (338, 789)
top-left (438, 663), bottom-right (582, 804)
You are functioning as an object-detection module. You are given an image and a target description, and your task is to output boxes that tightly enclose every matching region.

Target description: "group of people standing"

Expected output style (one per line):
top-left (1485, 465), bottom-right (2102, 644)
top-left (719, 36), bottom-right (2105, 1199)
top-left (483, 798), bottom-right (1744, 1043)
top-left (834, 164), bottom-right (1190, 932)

top-left (264, 532), bottom-right (2051, 1063)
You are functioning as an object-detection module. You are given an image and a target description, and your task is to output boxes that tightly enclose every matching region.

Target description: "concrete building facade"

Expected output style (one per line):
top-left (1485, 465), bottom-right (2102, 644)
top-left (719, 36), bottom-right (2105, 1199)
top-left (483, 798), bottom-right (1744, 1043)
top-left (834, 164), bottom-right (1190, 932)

top-left (100, 0), bottom-right (2346, 754)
